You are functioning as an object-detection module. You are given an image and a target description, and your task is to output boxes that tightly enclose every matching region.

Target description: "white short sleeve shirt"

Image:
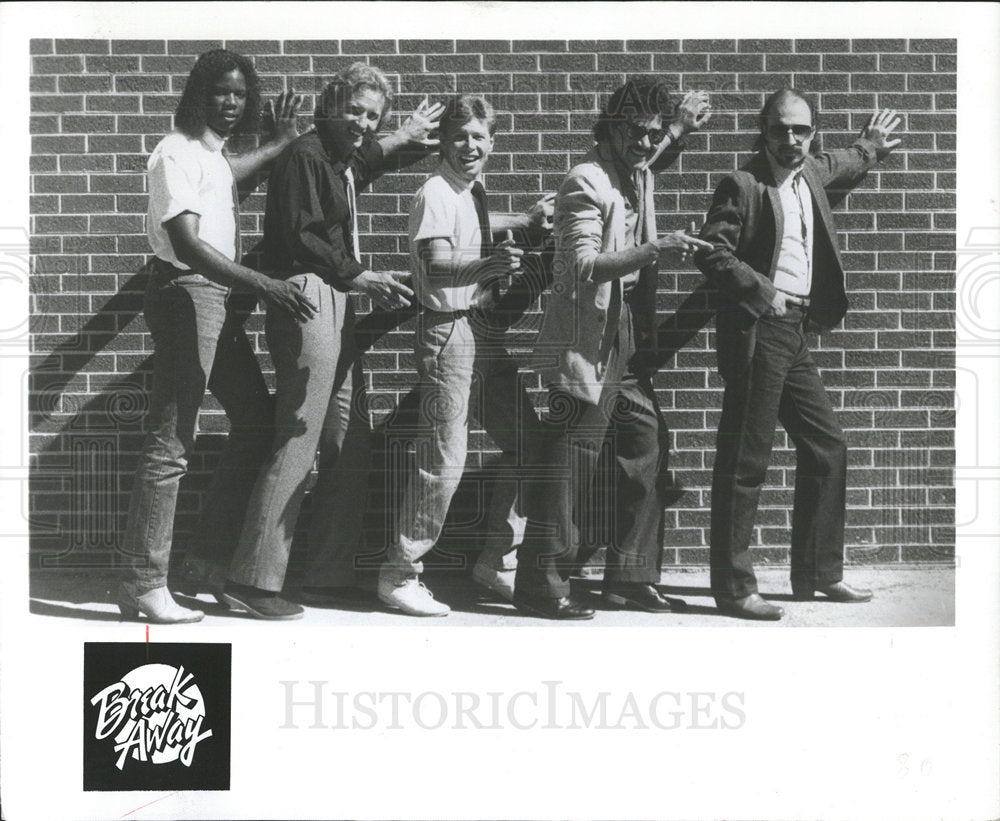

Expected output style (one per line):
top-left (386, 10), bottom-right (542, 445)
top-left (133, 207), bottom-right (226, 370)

top-left (408, 164), bottom-right (485, 312)
top-left (147, 128), bottom-right (237, 269)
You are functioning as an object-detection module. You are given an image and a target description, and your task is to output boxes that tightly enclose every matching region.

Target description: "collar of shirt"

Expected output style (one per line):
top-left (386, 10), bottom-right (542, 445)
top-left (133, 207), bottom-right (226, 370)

top-left (437, 159), bottom-right (478, 193)
top-left (199, 127), bottom-right (228, 153)
top-left (765, 149), bottom-right (805, 190)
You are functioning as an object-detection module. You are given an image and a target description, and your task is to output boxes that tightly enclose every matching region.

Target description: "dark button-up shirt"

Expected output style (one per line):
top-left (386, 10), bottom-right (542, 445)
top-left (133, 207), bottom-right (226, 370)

top-left (260, 130), bottom-right (387, 290)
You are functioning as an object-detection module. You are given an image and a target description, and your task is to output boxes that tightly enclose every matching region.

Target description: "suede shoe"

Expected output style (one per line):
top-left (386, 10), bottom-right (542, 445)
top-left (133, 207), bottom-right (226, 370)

top-left (222, 583), bottom-right (304, 620)
top-left (602, 582), bottom-right (685, 613)
top-left (792, 581), bottom-right (873, 603)
top-left (716, 593), bottom-right (784, 621)
top-left (512, 590), bottom-right (594, 620)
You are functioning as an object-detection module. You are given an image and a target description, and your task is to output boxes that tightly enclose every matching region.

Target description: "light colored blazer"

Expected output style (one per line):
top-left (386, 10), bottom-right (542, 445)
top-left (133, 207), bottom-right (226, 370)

top-left (530, 148), bottom-right (658, 404)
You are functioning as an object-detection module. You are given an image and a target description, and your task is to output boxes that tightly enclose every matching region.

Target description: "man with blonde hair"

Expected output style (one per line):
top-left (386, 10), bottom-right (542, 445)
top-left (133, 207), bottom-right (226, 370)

top-left (222, 63), bottom-right (444, 619)
top-left (378, 94), bottom-right (554, 616)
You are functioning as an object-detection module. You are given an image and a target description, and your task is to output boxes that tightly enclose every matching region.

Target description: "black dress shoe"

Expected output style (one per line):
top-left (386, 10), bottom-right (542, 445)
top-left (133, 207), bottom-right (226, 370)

top-left (792, 581), bottom-right (873, 603)
top-left (716, 593), bottom-right (783, 621)
top-left (602, 583), bottom-right (686, 613)
top-left (512, 590), bottom-right (595, 620)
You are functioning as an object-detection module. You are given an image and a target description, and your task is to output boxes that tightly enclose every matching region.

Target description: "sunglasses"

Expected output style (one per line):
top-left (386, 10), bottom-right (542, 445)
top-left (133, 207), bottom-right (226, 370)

top-left (766, 123), bottom-right (815, 142)
top-left (622, 121), bottom-right (665, 144)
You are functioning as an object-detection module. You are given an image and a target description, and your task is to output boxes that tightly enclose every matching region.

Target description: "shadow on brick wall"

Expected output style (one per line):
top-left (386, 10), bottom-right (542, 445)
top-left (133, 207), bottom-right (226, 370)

top-left (29, 237), bottom-right (715, 605)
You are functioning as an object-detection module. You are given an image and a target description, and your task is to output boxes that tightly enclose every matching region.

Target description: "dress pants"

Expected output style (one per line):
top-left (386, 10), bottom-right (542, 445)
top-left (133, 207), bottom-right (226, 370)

top-left (515, 303), bottom-right (671, 599)
top-left (383, 309), bottom-right (545, 581)
top-left (710, 307), bottom-right (847, 601)
top-left (230, 273), bottom-right (372, 592)
top-left (121, 260), bottom-right (273, 595)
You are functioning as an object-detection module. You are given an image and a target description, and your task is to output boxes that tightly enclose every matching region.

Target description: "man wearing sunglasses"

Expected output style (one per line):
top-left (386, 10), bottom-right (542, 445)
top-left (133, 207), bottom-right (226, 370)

top-left (514, 79), bottom-right (712, 619)
top-left (696, 88), bottom-right (902, 620)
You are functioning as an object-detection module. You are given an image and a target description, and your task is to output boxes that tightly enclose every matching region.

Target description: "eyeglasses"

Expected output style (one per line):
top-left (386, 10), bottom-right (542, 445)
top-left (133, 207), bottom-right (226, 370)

top-left (622, 121), bottom-right (665, 144)
top-left (766, 123), bottom-right (815, 142)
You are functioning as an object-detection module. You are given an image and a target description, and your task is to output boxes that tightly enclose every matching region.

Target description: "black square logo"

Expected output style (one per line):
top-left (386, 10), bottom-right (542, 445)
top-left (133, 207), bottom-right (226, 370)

top-left (83, 643), bottom-right (231, 791)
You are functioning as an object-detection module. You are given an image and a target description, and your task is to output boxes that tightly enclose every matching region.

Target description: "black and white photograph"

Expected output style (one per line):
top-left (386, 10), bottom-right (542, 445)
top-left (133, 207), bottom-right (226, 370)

top-left (1, 2), bottom-right (997, 820)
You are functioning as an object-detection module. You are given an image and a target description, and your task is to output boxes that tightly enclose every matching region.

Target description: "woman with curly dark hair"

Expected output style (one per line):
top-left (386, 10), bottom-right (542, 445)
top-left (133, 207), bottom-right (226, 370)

top-left (118, 48), bottom-right (316, 624)
top-left (174, 48), bottom-right (262, 139)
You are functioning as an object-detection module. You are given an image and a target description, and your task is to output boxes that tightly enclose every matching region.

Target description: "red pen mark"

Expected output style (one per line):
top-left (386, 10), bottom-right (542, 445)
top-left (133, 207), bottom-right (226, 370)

top-left (120, 791), bottom-right (179, 817)
top-left (145, 625), bottom-right (149, 643)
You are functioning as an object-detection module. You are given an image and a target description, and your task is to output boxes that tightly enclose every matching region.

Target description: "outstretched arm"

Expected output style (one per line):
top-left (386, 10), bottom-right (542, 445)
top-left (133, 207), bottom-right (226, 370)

top-left (558, 171), bottom-right (708, 286)
top-left (818, 108), bottom-right (904, 192)
top-left (491, 192), bottom-right (556, 244)
top-left (164, 212), bottom-right (317, 322)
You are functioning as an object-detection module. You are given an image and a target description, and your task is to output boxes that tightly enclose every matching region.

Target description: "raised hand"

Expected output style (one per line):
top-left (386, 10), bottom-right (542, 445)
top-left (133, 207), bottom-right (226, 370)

top-left (261, 278), bottom-right (318, 323)
top-left (263, 90), bottom-right (303, 142)
top-left (673, 90), bottom-right (712, 135)
top-left (353, 270), bottom-right (415, 311)
top-left (396, 97), bottom-right (446, 147)
top-left (861, 108), bottom-right (902, 155)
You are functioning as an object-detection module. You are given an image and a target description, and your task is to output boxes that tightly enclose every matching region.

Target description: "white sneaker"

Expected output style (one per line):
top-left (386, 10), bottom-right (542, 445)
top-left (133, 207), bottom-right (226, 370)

top-left (472, 561), bottom-right (515, 602)
top-left (377, 575), bottom-right (450, 617)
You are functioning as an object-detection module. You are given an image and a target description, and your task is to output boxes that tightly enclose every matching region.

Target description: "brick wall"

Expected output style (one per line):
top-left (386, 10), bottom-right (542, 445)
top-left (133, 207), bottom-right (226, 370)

top-left (29, 38), bottom-right (956, 571)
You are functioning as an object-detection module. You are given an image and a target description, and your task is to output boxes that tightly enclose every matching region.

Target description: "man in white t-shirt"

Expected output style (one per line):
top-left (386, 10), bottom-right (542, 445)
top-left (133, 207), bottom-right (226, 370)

top-left (118, 49), bottom-right (317, 624)
top-left (378, 94), bottom-right (553, 616)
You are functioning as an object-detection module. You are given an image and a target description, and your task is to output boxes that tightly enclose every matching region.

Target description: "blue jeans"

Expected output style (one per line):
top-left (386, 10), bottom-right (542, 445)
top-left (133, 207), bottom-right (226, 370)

top-left (384, 310), bottom-right (544, 581)
top-left (121, 260), bottom-right (273, 595)
top-left (230, 274), bottom-right (373, 592)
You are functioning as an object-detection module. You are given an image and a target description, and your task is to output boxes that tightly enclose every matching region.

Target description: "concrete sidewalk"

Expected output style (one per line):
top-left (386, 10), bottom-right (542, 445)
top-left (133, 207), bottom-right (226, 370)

top-left (30, 565), bottom-right (954, 627)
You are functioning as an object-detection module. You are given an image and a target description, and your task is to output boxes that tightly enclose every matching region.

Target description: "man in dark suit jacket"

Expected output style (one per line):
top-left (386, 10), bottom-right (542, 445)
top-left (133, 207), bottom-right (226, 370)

top-left (696, 89), bottom-right (901, 620)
